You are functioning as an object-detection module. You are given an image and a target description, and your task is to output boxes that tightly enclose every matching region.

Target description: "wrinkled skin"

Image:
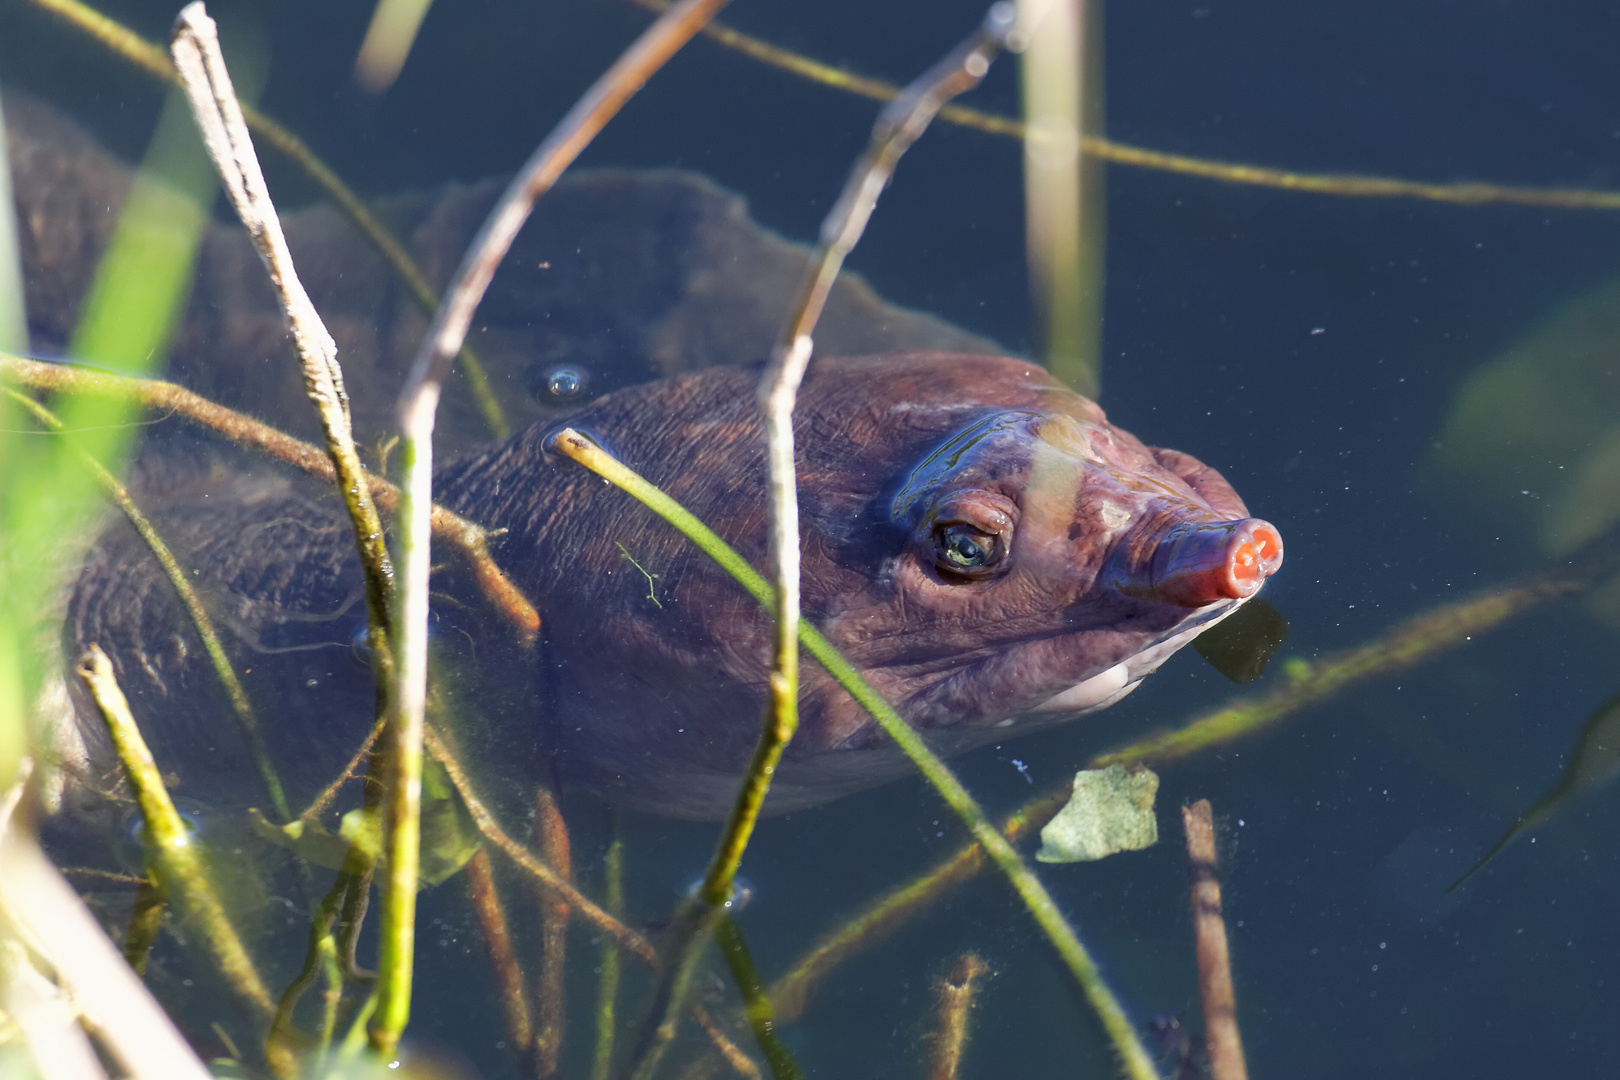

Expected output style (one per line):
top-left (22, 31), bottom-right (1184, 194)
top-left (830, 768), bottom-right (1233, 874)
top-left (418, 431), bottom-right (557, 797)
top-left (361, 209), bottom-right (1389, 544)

top-left (60, 352), bottom-right (1279, 820)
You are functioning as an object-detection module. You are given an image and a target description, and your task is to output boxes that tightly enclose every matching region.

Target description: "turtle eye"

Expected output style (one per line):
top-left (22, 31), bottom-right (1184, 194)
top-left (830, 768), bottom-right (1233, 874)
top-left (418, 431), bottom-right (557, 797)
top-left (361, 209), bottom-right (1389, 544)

top-left (934, 523), bottom-right (1002, 579)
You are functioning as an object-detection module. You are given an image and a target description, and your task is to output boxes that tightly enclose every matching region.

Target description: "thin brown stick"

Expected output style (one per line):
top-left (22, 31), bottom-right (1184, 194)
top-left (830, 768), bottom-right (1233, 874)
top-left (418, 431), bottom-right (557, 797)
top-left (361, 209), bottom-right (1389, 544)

top-left (0, 354), bottom-right (539, 645)
top-left (926, 953), bottom-right (989, 1080)
top-left (400, 0), bottom-right (732, 399)
top-left (532, 787), bottom-right (572, 1077)
top-left (465, 849), bottom-right (534, 1060)
top-left (58, 867), bottom-right (150, 887)
top-left (1182, 800), bottom-right (1247, 1080)
top-left (420, 725), bottom-right (758, 1076)
top-left (300, 714), bottom-right (388, 823)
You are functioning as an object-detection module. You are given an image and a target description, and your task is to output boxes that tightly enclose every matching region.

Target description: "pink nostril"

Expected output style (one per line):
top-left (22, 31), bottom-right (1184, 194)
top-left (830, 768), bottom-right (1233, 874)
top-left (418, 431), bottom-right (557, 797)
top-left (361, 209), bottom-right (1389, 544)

top-left (1248, 521), bottom-right (1284, 574)
top-left (1229, 540), bottom-right (1263, 590)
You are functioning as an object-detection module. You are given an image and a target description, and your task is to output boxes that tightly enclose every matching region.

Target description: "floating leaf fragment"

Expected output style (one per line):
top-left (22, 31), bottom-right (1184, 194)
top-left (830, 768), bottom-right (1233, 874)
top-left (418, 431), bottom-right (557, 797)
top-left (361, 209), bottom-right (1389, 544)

top-left (246, 756), bottom-right (478, 885)
top-left (1036, 763), bottom-right (1160, 863)
top-left (1448, 687), bottom-right (1620, 891)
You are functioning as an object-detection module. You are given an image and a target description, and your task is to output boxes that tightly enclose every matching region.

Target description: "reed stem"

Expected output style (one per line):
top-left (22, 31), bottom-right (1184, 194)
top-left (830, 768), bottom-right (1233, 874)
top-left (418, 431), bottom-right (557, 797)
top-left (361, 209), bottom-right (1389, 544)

top-left (624, 0), bottom-right (1620, 211)
top-left (388, 0), bottom-right (728, 1061)
top-left (77, 645), bottom-right (273, 1017)
top-left (0, 825), bottom-right (215, 1080)
top-left (590, 827), bottom-right (625, 1080)
top-left (713, 916), bottom-right (803, 1080)
top-left (169, 6), bottom-right (410, 1053)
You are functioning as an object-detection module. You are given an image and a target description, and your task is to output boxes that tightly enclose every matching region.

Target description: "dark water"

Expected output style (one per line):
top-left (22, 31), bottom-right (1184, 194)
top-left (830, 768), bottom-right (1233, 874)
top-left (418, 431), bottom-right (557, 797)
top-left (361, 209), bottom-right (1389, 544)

top-left (6, 1), bottom-right (1620, 1077)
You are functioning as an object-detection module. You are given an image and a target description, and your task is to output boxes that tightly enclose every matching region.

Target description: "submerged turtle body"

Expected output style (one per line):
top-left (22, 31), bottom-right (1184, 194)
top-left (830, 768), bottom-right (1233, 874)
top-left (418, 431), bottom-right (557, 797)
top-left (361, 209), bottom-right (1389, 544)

top-left (60, 352), bottom-right (1280, 820)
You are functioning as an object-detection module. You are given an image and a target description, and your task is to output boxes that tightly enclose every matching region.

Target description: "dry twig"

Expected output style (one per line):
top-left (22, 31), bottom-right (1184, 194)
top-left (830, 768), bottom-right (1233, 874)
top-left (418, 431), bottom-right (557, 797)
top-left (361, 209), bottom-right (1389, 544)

top-left (1183, 800), bottom-right (1247, 1080)
top-left (464, 850), bottom-right (533, 1060)
top-left (532, 787), bottom-right (572, 1077)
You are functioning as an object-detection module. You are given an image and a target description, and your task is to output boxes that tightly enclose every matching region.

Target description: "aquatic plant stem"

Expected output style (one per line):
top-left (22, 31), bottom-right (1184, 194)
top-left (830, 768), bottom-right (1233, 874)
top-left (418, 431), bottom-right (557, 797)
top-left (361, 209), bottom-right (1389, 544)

top-left (550, 428), bottom-right (1159, 1080)
top-left (0, 353), bottom-right (538, 644)
top-left (771, 547), bottom-right (1618, 1021)
top-left (268, 868), bottom-right (365, 1077)
top-left (76, 645), bottom-right (274, 1016)
top-left (1182, 801), bottom-right (1248, 1080)
top-left (719, 1), bottom-right (1033, 907)
top-left (1018, 0), bottom-right (1103, 398)
top-left (121, 876), bottom-right (167, 976)
top-left (622, 0), bottom-right (1620, 211)
top-left (169, 5), bottom-right (396, 681)
top-left (22, 0), bottom-right (512, 439)
top-left (633, 15), bottom-right (1042, 1074)
top-left (590, 827), bottom-right (625, 1080)
top-left (713, 916), bottom-right (804, 1080)
top-left (3, 386), bottom-right (291, 821)
top-left (926, 953), bottom-right (990, 1080)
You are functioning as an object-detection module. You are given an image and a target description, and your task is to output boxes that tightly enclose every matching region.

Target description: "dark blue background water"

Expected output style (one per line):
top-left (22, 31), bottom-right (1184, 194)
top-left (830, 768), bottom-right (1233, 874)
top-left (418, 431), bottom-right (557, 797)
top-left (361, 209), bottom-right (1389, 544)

top-left (6, 1), bottom-right (1620, 1076)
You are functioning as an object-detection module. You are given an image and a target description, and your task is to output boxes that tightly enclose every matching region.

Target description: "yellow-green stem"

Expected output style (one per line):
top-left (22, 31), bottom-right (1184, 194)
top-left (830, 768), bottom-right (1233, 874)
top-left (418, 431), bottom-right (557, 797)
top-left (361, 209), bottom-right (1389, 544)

top-left (714, 915), bottom-right (804, 1080)
top-left (77, 645), bottom-right (273, 1016)
top-left (590, 828), bottom-right (625, 1080)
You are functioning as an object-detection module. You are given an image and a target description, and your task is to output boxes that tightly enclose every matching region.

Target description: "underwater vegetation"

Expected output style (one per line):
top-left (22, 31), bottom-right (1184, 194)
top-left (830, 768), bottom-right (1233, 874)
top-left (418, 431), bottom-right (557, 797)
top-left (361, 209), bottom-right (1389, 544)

top-left (3, 1), bottom-right (1620, 1079)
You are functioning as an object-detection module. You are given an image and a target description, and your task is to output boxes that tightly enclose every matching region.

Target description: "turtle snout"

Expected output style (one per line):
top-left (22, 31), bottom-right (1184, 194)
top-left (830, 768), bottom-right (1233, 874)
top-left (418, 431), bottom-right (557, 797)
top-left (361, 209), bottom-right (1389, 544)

top-left (1134, 517), bottom-right (1284, 607)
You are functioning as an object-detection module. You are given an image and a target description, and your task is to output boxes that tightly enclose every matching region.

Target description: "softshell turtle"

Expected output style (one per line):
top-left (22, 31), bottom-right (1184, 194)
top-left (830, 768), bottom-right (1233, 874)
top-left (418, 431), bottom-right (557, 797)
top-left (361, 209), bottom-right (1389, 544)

top-left (59, 352), bottom-right (1281, 819)
top-left (13, 93), bottom-right (1281, 820)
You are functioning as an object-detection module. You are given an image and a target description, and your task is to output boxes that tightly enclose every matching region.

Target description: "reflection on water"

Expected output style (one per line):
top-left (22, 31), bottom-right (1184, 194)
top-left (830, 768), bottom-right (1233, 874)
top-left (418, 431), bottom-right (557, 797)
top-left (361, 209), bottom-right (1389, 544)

top-left (6, 0), bottom-right (1620, 1077)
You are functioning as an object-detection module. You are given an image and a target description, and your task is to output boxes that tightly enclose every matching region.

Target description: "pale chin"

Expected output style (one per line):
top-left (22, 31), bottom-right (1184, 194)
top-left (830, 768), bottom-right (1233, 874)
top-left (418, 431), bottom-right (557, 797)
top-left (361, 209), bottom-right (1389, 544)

top-left (1008, 599), bottom-right (1247, 724)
